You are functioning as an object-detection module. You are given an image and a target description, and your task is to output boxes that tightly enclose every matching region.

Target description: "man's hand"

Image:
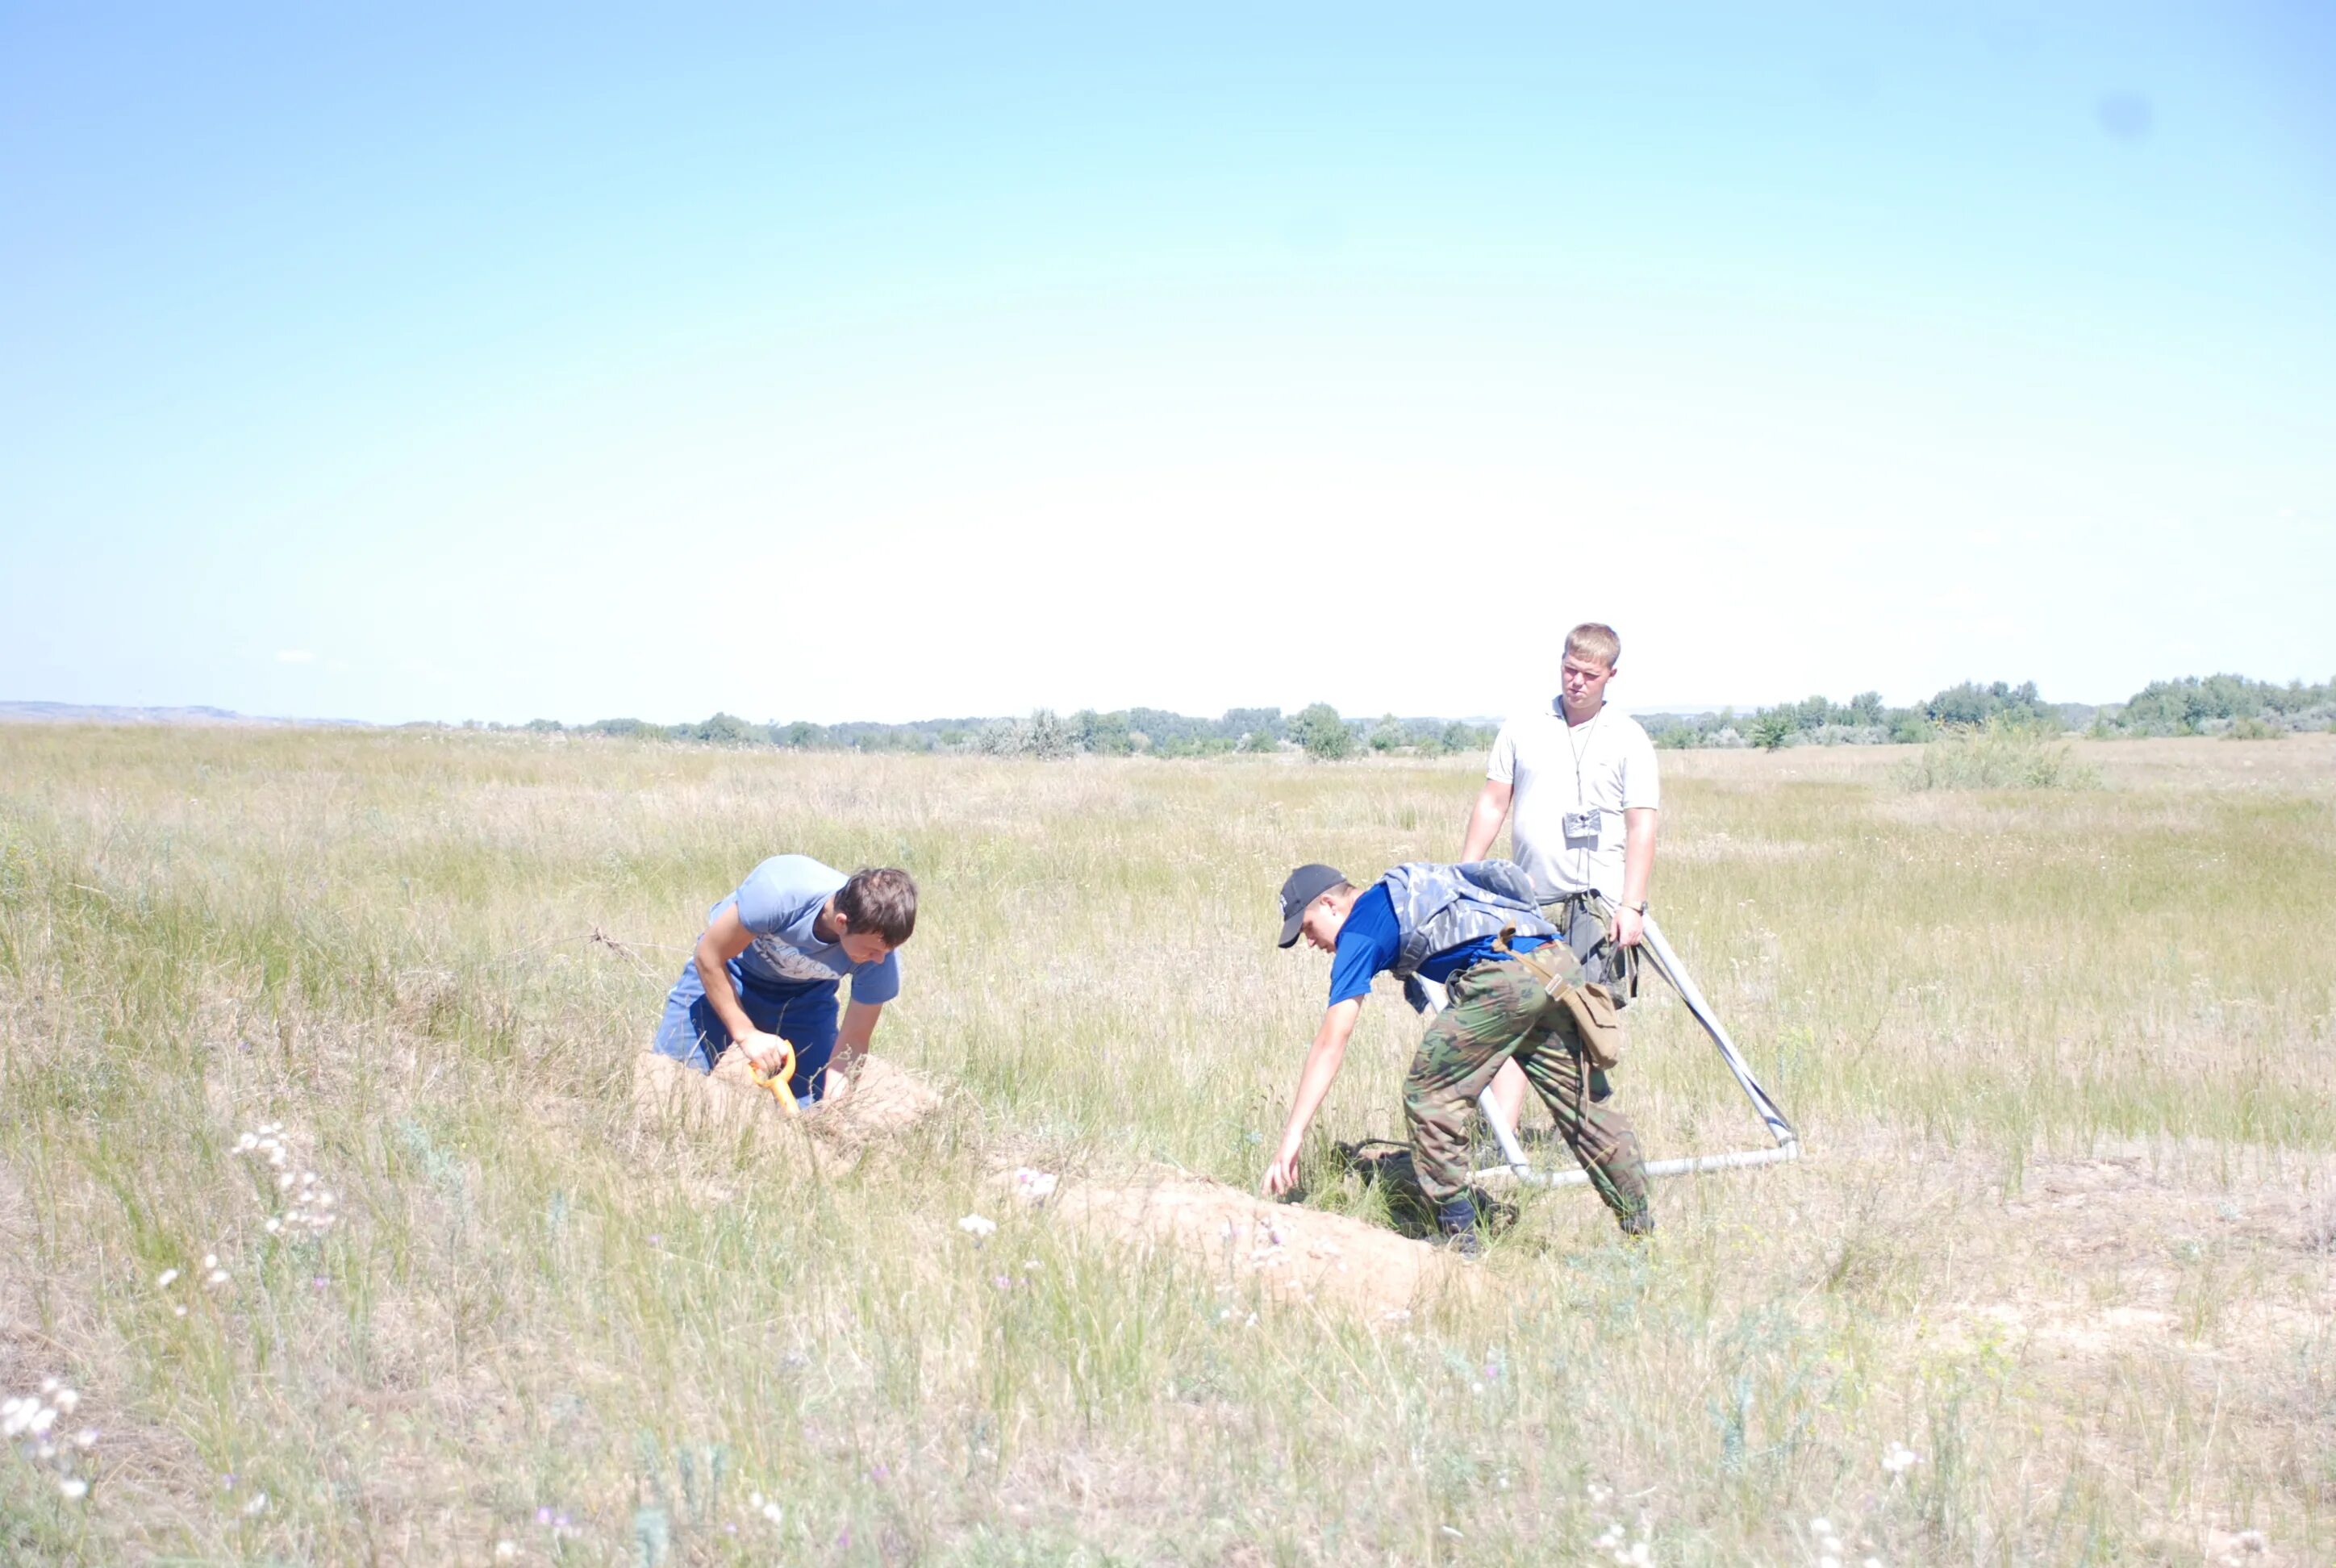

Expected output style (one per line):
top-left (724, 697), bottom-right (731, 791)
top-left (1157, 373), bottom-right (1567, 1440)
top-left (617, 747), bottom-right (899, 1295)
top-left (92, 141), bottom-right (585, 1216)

top-left (1610, 905), bottom-right (1646, 949)
top-left (1262, 1139), bottom-right (1304, 1199)
top-left (820, 1046), bottom-right (863, 1104)
top-left (736, 1028), bottom-right (794, 1078)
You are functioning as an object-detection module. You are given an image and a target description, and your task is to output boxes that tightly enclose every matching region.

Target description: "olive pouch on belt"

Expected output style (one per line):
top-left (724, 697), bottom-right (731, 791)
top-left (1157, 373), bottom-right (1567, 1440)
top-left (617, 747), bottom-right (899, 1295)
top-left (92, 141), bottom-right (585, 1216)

top-left (1495, 925), bottom-right (1626, 1071)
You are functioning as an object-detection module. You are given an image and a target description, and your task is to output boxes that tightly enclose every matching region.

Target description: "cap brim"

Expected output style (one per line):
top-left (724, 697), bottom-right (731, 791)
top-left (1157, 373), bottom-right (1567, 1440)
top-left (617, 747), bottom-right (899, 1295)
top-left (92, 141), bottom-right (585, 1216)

top-left (1277, 908), bottom-right (1306, 948)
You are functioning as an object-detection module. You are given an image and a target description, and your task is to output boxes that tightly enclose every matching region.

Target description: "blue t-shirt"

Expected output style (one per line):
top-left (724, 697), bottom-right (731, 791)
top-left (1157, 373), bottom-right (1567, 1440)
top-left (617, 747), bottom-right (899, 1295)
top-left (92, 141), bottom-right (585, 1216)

top-left (715, 854), bottom-right (901, 1004)
top-left (1325, 882), bottom-right (1549, 1007)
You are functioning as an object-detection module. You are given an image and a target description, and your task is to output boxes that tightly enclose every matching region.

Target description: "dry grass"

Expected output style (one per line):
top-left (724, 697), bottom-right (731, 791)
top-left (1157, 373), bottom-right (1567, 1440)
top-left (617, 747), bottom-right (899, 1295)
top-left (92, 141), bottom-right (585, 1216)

top-left (2, 725), bottom-right (2332, 1564)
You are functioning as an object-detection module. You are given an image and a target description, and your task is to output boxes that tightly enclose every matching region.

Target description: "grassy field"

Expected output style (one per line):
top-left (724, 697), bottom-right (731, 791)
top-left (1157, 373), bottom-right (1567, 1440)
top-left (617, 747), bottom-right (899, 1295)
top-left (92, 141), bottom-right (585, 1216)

top-left (2, 726), bottom-right (2331, 1565)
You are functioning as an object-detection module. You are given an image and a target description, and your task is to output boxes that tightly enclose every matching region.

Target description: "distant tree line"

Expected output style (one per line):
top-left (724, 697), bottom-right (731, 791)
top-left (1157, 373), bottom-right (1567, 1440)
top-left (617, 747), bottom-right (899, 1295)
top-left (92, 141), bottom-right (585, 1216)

top-left (1642, 673), bottom-right (2336, 751)
top-left (478, 673), bottom-right (2333, 757)
top-left (498, 705), bottom-right (1500, 760)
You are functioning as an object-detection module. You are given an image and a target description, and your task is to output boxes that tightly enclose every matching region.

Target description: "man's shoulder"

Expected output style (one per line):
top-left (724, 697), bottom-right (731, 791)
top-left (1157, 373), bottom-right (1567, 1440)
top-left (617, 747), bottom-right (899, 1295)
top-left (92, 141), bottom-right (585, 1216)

top-left (1495, 707), bottom-right (1565, 751)
top-left (1336, 881), bottom-right (1399, 937)
top-left (745, 853), bottom-right (846, 888)
top-left (736, 855), bottom-right (848, 920)
top-left (1608, 713), bottom-right (1658, 749)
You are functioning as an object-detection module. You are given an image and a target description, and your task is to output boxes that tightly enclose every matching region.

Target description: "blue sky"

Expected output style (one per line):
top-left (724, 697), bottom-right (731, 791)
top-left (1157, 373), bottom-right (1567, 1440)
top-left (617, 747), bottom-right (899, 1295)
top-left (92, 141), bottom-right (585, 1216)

top-left (4, 3), bottom-right (2331, 724)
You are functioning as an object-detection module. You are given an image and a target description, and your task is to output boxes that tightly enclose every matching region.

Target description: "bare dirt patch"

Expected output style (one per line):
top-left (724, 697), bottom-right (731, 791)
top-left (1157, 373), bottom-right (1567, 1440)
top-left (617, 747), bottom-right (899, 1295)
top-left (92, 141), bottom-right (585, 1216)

top-left (1020, 1166), bottom-right (1475, 1320)
top-left (632, 1051), bottom-right (944, 1165)
top-left (1934, 1148), bottom-right (2336, 1363)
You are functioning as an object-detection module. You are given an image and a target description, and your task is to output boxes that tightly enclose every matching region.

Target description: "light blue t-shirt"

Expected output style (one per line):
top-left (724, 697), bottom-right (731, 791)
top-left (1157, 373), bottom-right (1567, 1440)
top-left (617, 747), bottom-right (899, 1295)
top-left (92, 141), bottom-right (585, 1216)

top-left (714, 854), bottom-right (901, 1004)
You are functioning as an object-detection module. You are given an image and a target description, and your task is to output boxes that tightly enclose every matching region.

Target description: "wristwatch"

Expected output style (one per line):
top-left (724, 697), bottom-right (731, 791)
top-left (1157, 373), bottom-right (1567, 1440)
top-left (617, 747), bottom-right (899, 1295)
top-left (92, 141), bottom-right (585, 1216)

top-left (1625, 900), bottom-right (1649, 915)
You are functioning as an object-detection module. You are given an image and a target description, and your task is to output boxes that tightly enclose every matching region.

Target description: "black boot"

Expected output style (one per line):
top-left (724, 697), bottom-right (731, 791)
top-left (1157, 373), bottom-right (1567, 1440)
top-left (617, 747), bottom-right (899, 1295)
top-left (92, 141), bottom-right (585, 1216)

top-left (1436, 1195), bottom-right (1484, 1257)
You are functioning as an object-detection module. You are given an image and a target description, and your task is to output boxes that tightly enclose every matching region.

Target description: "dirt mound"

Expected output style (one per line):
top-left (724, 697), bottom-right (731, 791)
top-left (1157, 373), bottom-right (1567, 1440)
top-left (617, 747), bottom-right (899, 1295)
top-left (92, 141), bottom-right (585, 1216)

top-left (632, 1051), bottom-right (943, 1160)
top-left (1026, 1168), bottom-right (1474, 1320)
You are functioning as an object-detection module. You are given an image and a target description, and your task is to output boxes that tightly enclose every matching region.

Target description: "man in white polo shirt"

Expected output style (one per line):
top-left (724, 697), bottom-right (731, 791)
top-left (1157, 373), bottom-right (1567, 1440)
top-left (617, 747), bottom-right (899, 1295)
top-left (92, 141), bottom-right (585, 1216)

top-left (1459, 621), bottom-right (1661, 1130)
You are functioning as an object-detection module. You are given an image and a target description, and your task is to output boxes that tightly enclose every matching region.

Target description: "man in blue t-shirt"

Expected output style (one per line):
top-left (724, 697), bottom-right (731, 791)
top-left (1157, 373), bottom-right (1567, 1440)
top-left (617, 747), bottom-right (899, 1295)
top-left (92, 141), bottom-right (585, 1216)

top-left (1264, 861), bottom-right (1653, 1249)
top-left (651, 857), bottom-right (916, 1106)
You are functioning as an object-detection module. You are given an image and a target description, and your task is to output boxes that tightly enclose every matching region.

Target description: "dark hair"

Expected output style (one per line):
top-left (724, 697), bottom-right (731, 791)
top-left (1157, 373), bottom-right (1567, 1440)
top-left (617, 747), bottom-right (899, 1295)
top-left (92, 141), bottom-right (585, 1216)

top-left (835, 866), bottom-right (917, 945)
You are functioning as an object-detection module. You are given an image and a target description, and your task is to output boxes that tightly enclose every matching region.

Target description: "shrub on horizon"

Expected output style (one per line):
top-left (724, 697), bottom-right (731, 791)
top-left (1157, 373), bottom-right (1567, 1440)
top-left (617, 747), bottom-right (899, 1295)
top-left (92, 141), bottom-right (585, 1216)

top-left (1293, 703), bottom-right (1352, 761)
top-left (1896, 715), bottom-right (2100, 791)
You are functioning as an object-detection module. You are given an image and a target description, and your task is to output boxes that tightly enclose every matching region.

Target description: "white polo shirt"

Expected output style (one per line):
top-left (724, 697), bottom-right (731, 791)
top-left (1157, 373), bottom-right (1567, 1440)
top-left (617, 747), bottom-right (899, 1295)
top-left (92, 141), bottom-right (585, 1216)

top-left (1484, 703), bottom-right (1661, 900)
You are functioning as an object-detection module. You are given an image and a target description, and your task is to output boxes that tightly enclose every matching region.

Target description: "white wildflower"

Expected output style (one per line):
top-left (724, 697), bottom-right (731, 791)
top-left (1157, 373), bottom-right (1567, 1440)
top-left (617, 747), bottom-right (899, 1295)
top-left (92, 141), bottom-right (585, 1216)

top-left (1811, 1517), bottom-right (1833, 1535)
top-left (76, 1428), bottom-right (98, 1449)
top-left (494, 1542), bottom-right (517, 1561)
top-left (157, 1268), bottom-right (180, 1287)
top-left (265, 1219), bottom-right (282, 1235)
top-left (761, 1501), bottom-right (783, 1524)
top-left (173, 1305), bottom-right (188, 1318)
top-left (957, 1214), bottom-right (997, 1238)
top-left (59, 1477), bottom-right (89, 1500)
top-left (242, 1490), bottom-right (269, 1515)
top-left (202, 1254), bottom-right (219, 1270)
top-left (1821, 1556), bottom-right (1841, 1568)
top-left (236, 1132), bottom-right (258, 1151)
top-left (1882, 1441), bottom-right (1920, 1475)
top-left (749, 1491), bottom-right (765, 1509)
top-left (52, 1387), bottom-right (77, 1412)
top-left (1010, 1168), bottom-right (1058, 1203)
top-left (206, 1269), bottom-right (230, 1287)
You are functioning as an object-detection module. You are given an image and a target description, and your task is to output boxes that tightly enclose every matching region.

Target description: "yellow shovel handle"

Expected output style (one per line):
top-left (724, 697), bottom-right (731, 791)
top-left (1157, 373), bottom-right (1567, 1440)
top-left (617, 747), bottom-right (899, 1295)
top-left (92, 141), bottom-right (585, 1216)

top-left (749, 1041), bottom-right (799, 1116)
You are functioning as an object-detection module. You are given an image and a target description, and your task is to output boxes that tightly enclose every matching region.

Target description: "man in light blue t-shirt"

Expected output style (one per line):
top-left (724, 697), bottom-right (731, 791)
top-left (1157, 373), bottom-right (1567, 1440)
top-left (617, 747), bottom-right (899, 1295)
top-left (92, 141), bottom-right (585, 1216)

top-left (651, 857), bottom-right (917, 1106)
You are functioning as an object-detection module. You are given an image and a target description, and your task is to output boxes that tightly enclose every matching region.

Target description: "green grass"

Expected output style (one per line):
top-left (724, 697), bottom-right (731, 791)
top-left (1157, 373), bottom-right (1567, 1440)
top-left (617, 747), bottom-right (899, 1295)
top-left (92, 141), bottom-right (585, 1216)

top-left (2, 727), bottom-right (2332, 1563)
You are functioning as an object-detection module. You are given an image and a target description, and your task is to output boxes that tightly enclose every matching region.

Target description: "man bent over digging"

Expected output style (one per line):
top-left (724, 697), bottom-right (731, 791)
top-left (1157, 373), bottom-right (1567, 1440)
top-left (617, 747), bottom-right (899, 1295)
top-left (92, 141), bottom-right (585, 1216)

top-left (1263, 861), bottom-right (1652, 1252)
top-left (652, 857), bottom-right (916, 1106)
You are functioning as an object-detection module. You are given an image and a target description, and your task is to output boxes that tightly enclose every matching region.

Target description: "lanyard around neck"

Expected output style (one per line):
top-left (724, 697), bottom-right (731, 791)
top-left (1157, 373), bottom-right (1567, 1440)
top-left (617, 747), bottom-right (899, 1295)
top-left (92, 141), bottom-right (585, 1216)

top-left (1563, 703), bottom-right (1603, 807)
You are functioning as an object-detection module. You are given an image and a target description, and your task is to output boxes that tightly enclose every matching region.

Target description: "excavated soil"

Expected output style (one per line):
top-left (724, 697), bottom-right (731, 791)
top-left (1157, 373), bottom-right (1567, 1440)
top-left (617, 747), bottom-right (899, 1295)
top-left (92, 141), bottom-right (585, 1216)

top-left (1023, 1167), bottom-right (1476, 1320)
top-left (632, 1050), bottom-right (942, 1161)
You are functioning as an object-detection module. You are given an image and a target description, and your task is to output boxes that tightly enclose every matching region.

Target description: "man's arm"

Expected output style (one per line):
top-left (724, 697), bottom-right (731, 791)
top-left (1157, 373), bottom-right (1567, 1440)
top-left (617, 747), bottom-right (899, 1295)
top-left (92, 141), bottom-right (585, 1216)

top-left (693, 905), bottom-right (793, 1074)
top-left (1262, 997), bottom-right (1364, 1197)
top-left (1610, 806), bottom-right (1658, 948)
top-left (1459, 778), bottom-right (1513, 863)
top-left (828, 999), bottom-right (883, 1091)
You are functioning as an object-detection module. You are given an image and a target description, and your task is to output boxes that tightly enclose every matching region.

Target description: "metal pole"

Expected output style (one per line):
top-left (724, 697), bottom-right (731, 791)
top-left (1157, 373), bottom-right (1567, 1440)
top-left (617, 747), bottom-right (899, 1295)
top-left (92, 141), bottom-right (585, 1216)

top-left (1471, 910), bottom-right (1800, 1185)
top-left (1632, 911), bottom-right (1798, 1150)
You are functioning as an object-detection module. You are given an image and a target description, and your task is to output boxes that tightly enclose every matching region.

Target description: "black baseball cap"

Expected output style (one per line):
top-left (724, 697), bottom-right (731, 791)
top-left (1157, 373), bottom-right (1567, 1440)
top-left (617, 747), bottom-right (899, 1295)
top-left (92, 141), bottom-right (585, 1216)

top-left (1277, 864), bottom-right (1349, 948)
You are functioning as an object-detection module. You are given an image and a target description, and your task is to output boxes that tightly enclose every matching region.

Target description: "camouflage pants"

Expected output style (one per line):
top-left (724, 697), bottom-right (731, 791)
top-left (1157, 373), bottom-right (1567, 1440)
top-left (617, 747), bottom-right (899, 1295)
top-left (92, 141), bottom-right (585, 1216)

top-left (1403, 960), bottom-right (1653, 1232)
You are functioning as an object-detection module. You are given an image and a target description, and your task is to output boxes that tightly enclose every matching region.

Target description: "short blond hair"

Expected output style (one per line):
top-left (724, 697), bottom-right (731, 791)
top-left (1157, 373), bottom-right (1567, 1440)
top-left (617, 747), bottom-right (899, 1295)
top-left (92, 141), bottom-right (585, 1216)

top-left (1564, 622), bottom-right (1621, 669)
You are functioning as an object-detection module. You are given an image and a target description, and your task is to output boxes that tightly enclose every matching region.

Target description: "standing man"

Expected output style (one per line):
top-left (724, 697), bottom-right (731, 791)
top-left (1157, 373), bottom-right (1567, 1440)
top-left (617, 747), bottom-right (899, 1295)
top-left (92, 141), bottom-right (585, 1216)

top-left (1262, 861), bottom-right (1654, 1248)
top-left (1461, 623), bottom-right (1661, 1130)
top-left (651, 857), bottom-right (917, 1106)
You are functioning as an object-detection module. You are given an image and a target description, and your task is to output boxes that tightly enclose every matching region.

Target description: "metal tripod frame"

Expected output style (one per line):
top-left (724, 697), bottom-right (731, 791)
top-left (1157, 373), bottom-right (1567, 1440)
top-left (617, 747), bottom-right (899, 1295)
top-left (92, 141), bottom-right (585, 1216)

top-left (1454, 910), bottom-right (1800, 1189)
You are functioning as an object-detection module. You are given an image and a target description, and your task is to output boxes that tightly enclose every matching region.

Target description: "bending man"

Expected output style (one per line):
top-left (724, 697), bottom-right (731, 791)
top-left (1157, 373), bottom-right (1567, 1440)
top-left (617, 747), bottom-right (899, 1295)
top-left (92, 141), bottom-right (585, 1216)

top-left (652, 857), bottom-right (916, 1105)
top-left (1263, 860), bottom-right (1654, 1250)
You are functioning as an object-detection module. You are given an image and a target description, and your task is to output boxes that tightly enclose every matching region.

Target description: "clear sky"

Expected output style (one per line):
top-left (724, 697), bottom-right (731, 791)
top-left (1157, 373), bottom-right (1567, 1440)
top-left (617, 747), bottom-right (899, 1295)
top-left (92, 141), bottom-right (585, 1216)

top-left (4, 3), bottom-right (2331, 725)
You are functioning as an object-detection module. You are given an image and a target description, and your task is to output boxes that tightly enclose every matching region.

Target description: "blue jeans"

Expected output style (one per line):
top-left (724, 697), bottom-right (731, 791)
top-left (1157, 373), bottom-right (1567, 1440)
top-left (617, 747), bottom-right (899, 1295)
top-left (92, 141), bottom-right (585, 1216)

top-left (652, 960), bottom-right (840, 1105)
